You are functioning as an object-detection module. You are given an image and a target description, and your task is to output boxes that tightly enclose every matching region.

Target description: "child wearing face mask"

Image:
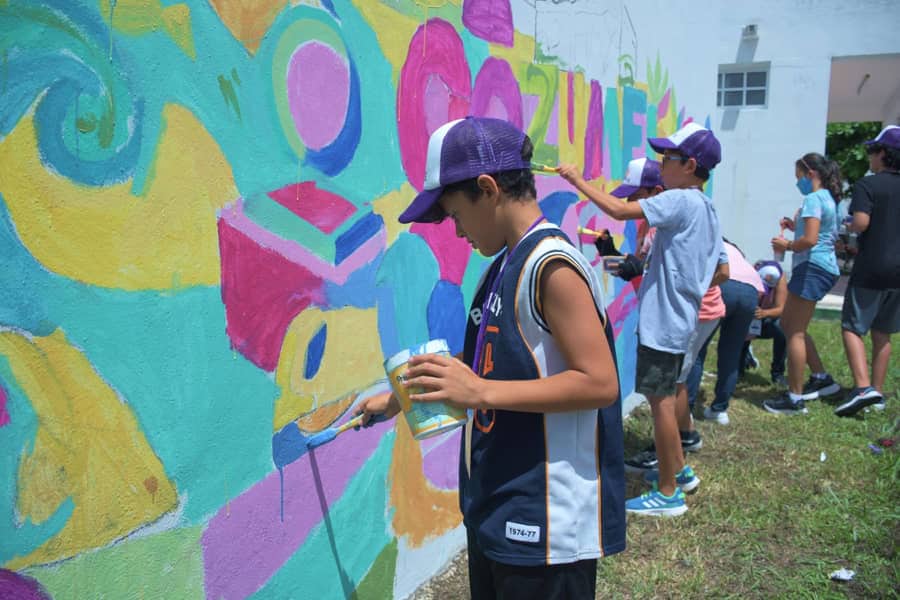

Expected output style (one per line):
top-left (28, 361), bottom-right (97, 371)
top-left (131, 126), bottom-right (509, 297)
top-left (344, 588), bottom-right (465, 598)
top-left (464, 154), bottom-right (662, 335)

top-left (763, 153), bottom-right (842, 416)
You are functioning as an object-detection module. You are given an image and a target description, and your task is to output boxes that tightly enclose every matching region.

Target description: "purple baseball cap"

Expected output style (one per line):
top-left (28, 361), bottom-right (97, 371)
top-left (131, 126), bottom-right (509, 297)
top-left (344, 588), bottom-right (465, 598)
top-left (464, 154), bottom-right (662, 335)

top-left (648, 122), bottom-right (722, 170)
top-left (398, 117), bottom-right (531, 224)
top-left (611, 157), bottom-right (663, 198)
top-left (864, 124), bottom-right (900, 150)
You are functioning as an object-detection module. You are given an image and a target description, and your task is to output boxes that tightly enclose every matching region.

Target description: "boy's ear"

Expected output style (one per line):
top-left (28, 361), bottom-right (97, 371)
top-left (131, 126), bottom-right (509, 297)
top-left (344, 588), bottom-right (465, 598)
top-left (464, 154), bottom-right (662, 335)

top-left (476, 174), bottom-right (500, 198)
top-left (685, 157), bottom-right (698, 177)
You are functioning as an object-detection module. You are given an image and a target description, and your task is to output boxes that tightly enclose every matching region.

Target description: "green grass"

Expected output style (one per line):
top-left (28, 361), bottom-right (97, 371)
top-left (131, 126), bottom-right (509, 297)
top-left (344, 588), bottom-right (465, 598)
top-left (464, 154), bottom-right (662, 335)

top-left (599, 320), bottom-right (900, 599)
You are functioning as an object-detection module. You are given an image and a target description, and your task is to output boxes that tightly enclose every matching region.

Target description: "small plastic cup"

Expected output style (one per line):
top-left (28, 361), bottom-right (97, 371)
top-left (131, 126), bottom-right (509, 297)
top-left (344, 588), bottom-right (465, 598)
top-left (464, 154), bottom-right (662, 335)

top-left (602, 256), bottom-right (625, 273)
top-left (773, 249), bottom-right (785, 262)
top-left (383, 339), bottom-right (467, 440)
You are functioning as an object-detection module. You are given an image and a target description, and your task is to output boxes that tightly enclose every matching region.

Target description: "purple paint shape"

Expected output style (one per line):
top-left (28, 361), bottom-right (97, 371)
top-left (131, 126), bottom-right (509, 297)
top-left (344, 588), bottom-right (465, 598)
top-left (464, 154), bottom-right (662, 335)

top-left (287, 42), bottom-right (350, 151)
top-left (522, 94), bottom-right (540, 132)
top-left (631, 112), bottom-right (647, 160)
top-left (408, 220), bottom-right (471, 286)
top-left (567, 72), bottom-right (575, 144)
top-left (0, 383), bottom-right (9, 427)
top-left (461, 0), bottom-right (514, 46)
top-left (471, 57), bottom-right (523, 129)
top-left (545, 97), bottom-right (559, 145)
top-left (421, 429), bottom-right (459, 491)
top-left (535, 173), bottom-right (578, 201)
top-left (583, 81), bottom-right (603, 180)
top-left (201, 419), bottom-right (391, 600)
top-left (267, 182), bottom-right (357, 234)
top-left (0, 570), bottom-right (52, 600)
top-left (423, 74), bottom-right (452, 136)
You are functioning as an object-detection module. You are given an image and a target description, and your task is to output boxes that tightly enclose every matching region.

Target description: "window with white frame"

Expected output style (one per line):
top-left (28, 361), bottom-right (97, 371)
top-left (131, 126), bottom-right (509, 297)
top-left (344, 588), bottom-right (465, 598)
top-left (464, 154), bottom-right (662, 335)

top-left (717, 63), bottom-right (769, 108)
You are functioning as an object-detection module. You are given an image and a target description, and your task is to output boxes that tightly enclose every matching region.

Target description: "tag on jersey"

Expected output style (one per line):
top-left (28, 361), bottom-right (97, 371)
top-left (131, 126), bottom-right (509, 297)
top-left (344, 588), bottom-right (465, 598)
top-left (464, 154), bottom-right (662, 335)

top-left (505, 521), bottom-right (540, 543)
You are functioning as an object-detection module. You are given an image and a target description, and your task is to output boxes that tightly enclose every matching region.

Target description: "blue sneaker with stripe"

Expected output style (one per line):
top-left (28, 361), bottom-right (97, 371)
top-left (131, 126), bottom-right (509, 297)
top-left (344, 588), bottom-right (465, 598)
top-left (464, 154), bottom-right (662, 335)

top-left (625, 487), bottom-right (687, 517)
top-left (643, 465), bottom-right (700, 493)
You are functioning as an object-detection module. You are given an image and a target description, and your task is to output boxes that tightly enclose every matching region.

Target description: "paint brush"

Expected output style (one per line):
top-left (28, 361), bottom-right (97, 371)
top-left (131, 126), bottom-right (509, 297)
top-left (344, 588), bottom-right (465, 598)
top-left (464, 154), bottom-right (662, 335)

top-left (531, 163), bottom-right (560, 173)
top-left (272, 413), bottom-right (388, 469)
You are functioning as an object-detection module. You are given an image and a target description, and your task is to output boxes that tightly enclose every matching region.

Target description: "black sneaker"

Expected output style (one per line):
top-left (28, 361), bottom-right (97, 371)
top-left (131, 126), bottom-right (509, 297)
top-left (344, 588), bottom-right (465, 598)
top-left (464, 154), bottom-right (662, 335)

top-left (801, 374), bottom-right (840, 400)
top-left (834, 386), bottom-right (884, 417)
top-left (763, 393), bottom-right (808, 416)
top-left (624, 431), bottom-right (702, 472)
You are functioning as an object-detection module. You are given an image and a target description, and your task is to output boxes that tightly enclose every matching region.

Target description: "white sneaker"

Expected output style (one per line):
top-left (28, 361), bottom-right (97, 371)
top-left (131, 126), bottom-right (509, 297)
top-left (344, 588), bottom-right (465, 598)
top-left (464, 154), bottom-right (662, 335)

top-left (703, 406), bottom-right (730, 425)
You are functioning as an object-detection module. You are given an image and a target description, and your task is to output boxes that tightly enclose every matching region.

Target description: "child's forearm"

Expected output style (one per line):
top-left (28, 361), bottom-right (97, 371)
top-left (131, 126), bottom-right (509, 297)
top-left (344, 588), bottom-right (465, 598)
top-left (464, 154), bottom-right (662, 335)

top-left (478, 371), bottom-right (618, 413)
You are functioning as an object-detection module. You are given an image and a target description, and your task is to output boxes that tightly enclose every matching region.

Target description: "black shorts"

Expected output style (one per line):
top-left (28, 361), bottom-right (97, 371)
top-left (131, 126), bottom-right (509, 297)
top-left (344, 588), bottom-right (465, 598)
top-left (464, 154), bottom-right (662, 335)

top-left (467, 529), bottom-right (597, 600)
top-left (841, 286), bottom-right (900, 335)
top-left (635, 344), bottom-right (684, 397)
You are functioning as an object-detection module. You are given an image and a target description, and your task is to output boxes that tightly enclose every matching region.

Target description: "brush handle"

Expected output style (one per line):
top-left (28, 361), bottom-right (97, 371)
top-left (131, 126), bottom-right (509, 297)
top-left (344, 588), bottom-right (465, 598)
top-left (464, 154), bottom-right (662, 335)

top-left (531, 163), bottom-right (559, 173)
top-left (333, 412), bottom-right (389, 435)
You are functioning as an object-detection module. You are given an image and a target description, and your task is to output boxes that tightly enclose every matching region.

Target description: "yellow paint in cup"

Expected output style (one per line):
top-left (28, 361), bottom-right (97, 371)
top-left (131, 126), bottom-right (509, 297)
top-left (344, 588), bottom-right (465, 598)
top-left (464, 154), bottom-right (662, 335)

top-left (383, 339), bottom-right (467, 440)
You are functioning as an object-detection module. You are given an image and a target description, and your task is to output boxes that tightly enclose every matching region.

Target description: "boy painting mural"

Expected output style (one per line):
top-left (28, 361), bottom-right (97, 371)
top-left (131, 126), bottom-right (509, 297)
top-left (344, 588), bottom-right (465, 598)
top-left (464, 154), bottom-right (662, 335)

top-left (358, 117), bottom-right (625, 599)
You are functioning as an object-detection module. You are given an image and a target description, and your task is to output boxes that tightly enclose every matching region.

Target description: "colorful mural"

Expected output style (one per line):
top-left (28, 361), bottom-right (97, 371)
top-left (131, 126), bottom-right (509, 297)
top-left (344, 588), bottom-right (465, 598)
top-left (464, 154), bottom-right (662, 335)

top-left (0, 1), bottom-right (707, 597)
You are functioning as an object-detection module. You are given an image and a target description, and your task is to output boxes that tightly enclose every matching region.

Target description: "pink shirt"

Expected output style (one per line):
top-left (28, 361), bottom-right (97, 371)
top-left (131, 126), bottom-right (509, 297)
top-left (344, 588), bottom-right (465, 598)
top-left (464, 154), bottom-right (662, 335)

top-left (724, 243), bottom-right (765, 295)
top-left (699, 284), bottom-right (725, 321)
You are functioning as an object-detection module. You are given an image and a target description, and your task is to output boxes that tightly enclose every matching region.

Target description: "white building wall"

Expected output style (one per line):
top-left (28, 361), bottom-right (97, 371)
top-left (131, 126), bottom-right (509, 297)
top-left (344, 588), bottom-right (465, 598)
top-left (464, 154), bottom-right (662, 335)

top-left (516, 0), bottom-right (900, 263)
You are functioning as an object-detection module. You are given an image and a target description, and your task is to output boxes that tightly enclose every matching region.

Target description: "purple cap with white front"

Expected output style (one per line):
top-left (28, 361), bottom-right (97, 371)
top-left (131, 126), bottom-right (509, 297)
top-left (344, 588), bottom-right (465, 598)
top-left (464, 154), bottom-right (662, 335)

top-left (398, 117), bottom-right (531, 224)
top-left (648, 122), bottom-right (722, 170)
top-left (864, 124), bottom-right (900, 150)
top-left (611, 157), bottom-right (663, 198)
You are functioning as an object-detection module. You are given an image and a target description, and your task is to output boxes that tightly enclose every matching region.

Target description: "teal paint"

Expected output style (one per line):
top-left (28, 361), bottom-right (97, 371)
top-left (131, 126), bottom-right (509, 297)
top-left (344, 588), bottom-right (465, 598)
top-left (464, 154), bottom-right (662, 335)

top-left (376, 233), bottom-right (439, 351)
top-left (603, 86), bottom-right (622, 180)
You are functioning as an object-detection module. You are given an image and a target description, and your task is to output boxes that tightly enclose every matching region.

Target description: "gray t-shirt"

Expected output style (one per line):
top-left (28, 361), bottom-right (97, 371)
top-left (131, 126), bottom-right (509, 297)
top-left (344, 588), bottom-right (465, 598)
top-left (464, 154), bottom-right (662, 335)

top-left (638, 188), bottom-right (723, 353)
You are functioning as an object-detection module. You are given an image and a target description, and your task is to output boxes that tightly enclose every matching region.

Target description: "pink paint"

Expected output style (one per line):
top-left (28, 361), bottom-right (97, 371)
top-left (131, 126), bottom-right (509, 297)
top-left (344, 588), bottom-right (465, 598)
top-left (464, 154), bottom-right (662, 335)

top-left (522, 94), bottom-right (539, 131)
top-left (566, 72), bottom-right (575, 144)
top-left (560, 204), bottom-right (580, 242)
top-left (471, 57), bottom-right (523, 129)
top-left (397, 19), bottom-right (471, 191)
top-left (535, 174), bottom-right (578, 201)
top-left (0, 384), bottom-right (8, 427)
top-left (461, 0), bottom-right (513, 46)
top-left (409, 220), bottom-right (471, 286)
top-left (606, 287), bottom-right (639, 338)
top-left (218, 217), bottom-right (326, 372)
top-left (421, 429), bottom-right (460, 491)
top-left (201, 419), bottom-right (391, 599)
top-left (267, 182), bottom-right (357, 234)
top-left (222, 201), bottom-right (385, 285)
top-left (658, 89), bottom-right (671, 121)
top-left (287, 42), bottom-right (350, 150)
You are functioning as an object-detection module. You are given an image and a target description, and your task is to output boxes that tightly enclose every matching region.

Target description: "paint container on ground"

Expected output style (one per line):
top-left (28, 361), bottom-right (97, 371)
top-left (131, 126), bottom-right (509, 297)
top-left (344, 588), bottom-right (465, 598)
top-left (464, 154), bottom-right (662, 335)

top-left (384, 339), bottom-right (467, 440)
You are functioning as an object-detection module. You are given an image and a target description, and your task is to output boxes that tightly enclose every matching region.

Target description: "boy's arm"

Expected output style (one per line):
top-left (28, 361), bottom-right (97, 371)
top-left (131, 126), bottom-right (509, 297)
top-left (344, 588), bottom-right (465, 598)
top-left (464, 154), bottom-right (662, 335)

top-left (404, 261), bottom-right (619, 412)
top-left (557, 165), bottom-right (646, 221)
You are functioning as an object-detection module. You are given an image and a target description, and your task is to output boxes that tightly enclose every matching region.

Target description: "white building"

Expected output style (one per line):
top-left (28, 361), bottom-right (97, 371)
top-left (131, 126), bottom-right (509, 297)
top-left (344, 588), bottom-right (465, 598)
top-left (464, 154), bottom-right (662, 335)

top-left (520, 0), bottom-right (900, 262)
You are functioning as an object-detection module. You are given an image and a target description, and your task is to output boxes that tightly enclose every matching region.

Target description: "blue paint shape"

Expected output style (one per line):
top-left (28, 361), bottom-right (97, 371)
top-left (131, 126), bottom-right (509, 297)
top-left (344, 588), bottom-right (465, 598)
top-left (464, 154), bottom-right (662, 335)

top-left (304, 323), bottom-right (328, 379)
top-left (272, 422), bottom-right (309, 470)
top-left (427, 280), bottom-right (466, 356)
top-left (621, 86), bottom-right (647, 169)
top-left (603, 87), bottom-right (622, 180)
top-left (324, 253), bottom-right (380, 309)
top-left (539, 191), bottom-right (579, 226)
top-left (335, 212), bottom-right (383, 265)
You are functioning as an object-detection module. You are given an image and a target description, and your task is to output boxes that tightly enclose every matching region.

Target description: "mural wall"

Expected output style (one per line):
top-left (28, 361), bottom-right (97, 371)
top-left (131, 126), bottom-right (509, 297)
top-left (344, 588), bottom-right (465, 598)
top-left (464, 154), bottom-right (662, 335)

top-left (0, 1), bottom-right (709, 597)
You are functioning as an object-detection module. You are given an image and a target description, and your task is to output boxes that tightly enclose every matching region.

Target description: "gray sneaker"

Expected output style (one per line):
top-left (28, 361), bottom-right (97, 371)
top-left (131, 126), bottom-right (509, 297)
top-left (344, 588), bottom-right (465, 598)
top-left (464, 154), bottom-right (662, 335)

top-left (834, 387), bottom-right (884, 417)
top-left (763, 393), bottom-right (808, 416)
top-left (801, 374), bottom-right (840, 400)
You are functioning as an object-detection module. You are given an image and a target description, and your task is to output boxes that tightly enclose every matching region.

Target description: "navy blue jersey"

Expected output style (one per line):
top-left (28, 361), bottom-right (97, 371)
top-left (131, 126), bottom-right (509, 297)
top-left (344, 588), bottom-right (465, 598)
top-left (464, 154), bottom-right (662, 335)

top-left (459, 223), bottom-right (626, 566)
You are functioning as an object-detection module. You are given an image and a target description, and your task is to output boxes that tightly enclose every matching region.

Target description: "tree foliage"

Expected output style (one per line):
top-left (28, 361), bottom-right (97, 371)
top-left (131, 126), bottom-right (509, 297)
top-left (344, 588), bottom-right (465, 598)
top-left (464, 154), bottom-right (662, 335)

top-left (825, 121), bottom-right (883, 195)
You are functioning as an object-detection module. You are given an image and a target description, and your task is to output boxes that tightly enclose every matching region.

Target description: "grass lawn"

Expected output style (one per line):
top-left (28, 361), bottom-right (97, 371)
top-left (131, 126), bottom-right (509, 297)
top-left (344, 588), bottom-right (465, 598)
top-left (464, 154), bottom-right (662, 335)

top-left (412, 319), bottom-right (899, 599)
top-left (599, 319), bottom-right (899, 599)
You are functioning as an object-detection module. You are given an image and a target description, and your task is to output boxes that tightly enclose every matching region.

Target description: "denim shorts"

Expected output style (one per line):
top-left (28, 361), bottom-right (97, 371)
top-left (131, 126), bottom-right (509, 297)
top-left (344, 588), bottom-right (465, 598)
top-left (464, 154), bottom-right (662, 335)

top-left (787, 261), bottom-right (838, 302)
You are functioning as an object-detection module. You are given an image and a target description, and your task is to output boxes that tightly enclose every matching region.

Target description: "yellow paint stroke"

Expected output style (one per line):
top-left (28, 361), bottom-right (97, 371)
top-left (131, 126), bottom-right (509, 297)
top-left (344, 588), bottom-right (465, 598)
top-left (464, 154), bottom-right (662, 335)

top-left (0, 105), bottom-right (236, 290)
top-left (99, 0), bottom-right (196, 58)
top-left (208, 0), bottom-right (288, 55)
top-left (557, 70), bottom-right (588, 168)
top-left (388, 421), bottom-right (461, 547)
top-left (370, 183), bottom-right (414, 247)
top-left (274, 306), bottom-right (385, 430)
top-left (489, 30), bottom-right (536, 69)
top-left (351, 0), bottom-right (419, 86)
top-left (295, 392), bottom-right (357, 433)
top-left (0, 328), bottom-right (177, 570)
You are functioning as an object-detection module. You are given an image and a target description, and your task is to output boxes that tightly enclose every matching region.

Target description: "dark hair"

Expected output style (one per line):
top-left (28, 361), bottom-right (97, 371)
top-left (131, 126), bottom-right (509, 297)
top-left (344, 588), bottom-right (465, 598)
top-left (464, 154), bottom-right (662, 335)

top-left (440, 136), bottom-right (538, 205)
top-left (796, 152), bottom-right (842, 201)
top-left (880, 145), bottom-right (900, 170)
top-left (693, 164), bottom-right (710, 182)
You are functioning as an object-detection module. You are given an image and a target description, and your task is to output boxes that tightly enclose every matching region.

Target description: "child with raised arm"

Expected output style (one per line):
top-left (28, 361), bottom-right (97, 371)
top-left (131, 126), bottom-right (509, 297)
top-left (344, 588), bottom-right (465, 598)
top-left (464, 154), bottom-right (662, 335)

top-left (357, 117), bottom-right (624, 599)
top-left (558, 122), bottom-right (723, 516)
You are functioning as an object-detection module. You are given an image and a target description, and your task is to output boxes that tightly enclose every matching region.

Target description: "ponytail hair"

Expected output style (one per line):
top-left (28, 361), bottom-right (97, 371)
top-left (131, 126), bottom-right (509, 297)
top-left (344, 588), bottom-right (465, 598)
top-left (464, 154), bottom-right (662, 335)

top-left (796, 152), bottom-right (843, 202)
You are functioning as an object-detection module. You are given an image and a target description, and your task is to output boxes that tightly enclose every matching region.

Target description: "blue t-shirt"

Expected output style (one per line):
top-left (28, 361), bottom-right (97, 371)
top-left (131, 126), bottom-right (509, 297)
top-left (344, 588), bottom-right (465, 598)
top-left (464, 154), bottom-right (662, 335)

top-left (637, 188), bottom-right (723, 353)
top-left (792, 189), bottom-right (839, 275)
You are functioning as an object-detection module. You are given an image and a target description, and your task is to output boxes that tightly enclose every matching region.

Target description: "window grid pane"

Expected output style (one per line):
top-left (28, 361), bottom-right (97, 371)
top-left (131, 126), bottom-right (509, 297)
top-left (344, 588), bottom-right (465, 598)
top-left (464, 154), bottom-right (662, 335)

top-left (724, 90), bottom-right (743, 106)
top-left (746, 89), bottom-right (766, 105)
top-left (746, 71), bottom-right (767, 87)
top-left (724, 72), bottom-right (744, 87)
top-left (717, 65), bottom-right (769, 108)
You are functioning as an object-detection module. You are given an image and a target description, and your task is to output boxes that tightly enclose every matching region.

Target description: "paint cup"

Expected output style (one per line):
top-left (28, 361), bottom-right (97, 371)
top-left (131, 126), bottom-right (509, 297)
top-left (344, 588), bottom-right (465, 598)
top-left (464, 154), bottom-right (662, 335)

top-left (383, 339), bottom-right (467, 440)
top-left (602, 256), bottom-right (625, 273)
top-left (773, 248), bottom-right (785, 262)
